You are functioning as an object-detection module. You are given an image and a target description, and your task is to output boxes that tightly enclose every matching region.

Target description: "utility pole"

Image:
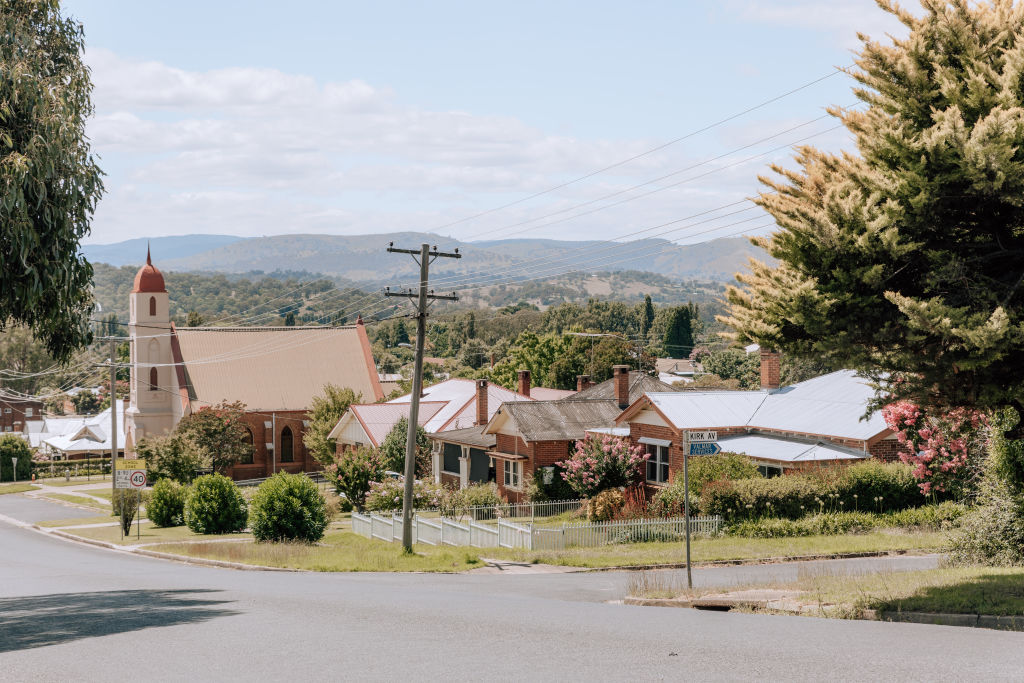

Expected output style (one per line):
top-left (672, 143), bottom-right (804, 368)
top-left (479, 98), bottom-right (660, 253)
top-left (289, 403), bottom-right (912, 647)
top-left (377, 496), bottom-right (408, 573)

top-left (109, 339), bottom-right (118, 499)
top-left (385, 242), bottom-right (460, 552)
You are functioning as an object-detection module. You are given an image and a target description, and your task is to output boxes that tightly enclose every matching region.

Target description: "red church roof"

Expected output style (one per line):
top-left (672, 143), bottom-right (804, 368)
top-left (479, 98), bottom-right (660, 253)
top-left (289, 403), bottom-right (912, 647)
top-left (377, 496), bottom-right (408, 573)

top-left (132, 246), bottom-right (166, 293)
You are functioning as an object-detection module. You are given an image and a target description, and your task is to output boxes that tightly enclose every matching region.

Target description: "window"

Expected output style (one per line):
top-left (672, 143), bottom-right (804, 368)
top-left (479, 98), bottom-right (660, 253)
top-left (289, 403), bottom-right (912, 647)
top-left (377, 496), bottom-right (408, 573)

top-left (503, 460), bottom-right (522, 489)
top-left (240, 428), bottom-right (254, 464)
top-left (149, 367), bottom-right (158, 391)
top-left (280, 426), bottom-right (294, 462)
top-left (645, 444), bottom-right (670, 484)
top-left (442, 443), bottom-right (461, 474)
top-left (758, 464), bottom-right (782, 478)
top-left (4, 408), bottom-right (10, 414)
top-left (25, 408), bottom-right (33, 417)
top-left (149, 296), bottom-right (157, 316)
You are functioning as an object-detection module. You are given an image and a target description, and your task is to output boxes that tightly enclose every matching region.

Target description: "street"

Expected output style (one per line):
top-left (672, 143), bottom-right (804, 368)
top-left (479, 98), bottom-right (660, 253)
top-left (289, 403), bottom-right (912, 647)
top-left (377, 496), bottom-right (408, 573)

top-left (0, 495), bottom-right (1022, 681)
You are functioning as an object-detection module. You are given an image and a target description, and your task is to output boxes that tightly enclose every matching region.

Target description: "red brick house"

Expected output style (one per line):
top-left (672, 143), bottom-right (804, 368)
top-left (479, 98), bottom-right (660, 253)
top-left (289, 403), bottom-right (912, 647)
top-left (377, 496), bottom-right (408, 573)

top-left (0, 398), bottom-right (43, 434)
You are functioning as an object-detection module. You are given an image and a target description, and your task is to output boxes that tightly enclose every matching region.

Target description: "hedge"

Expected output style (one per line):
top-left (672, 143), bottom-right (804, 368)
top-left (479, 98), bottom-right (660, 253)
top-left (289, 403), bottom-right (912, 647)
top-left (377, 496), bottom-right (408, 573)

top-left (726, 502), bottom-right (967, 538)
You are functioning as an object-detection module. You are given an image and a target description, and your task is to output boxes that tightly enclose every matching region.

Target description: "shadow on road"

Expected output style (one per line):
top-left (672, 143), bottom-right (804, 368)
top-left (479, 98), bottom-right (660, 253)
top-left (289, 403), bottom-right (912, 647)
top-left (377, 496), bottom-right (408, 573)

top-left (0, 589), bottom-right (239, 652)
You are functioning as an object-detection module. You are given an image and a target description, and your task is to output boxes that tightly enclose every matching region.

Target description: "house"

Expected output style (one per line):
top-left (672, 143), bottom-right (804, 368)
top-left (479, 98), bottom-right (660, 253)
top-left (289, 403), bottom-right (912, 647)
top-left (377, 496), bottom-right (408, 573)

top-left (0, 398), bottom-right (43, 434)
top-left (615, 350), bottom-right (899, 485)
top-left (475, 366), bottom-right (675, 500)
top-left (126, 249), bottom-right (383, 479)
top-left (34, 400), bottom-right (127, 460)
top-left (655, 357), bottom-right (697, 385)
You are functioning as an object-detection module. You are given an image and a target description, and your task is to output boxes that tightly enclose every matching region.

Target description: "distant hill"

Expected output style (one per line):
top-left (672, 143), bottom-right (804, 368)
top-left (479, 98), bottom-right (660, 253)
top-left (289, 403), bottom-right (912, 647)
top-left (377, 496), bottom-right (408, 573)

top-left (82, 234), bottom-right (244, 266)
top-left (93, 232), bottom-right (770, 284)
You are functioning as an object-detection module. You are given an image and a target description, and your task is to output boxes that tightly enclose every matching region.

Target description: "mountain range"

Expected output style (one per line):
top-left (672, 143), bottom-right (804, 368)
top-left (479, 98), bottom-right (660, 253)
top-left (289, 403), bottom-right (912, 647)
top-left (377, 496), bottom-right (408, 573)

top-left (82, 232), bottom-right (770, 284)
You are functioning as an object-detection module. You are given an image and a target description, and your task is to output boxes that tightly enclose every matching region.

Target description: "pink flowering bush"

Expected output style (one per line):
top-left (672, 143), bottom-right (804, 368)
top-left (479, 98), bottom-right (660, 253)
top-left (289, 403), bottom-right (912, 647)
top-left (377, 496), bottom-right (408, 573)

top-left (559, 435), bottom-right (648, 498)
top-left (882, 402), bottom-right (987, 497)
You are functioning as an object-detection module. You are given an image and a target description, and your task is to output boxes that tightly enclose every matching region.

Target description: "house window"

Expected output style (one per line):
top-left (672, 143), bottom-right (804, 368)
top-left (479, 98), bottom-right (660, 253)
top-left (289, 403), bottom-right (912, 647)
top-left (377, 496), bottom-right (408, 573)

top-left (149, 367), bottom-right (158, 391)
top-left (503, 460), bottom-right (522, 489)
top-left (758, 464), bottom-right (782, 478)
top-left (149, 296), bottom-right (157, 317)
top-left (4, 408), bottom-right (10, 414)
top-left (240, 428), bottom-right (254, 464)
top-left (280, 426), bottom-right (294, 462)
top-left (25, 408), bottom-right (33, 417)
top-left (442, 443), bottom-right (461, 474)
top-left (645, 444), bottom-right (670, 484)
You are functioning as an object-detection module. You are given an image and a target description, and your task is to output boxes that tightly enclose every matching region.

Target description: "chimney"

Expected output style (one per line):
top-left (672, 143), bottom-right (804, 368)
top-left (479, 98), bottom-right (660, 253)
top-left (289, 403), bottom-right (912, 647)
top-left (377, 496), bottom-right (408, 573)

top-left (613, 365), bottom-right (631, 409)
top-left (475, 379), bottom-right (489, 426)
top-left (760, 349), bottom-right (781, 391)
top-left (517, 369), bottom-right (531, 398)
top-left (576, 374), bottom-right (593, 392)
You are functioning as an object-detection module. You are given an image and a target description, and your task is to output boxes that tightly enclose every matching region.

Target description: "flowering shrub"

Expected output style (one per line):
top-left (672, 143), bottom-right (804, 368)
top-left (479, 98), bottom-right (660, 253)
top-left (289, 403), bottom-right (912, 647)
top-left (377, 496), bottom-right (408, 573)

top-left (882, 402), bottom-right (987, 496)
top-left (325, 446), bottom-right (385, 512)
top-left (364, 478), bottom-right (449, 511)
top-left (559, 435), bottom-right (648, 498)
top-left (586, 489), bottom-right (625, 521)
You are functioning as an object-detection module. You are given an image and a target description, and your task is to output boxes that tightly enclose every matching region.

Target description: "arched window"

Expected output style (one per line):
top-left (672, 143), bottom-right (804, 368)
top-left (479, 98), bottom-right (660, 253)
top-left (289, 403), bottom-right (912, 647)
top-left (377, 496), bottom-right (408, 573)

top-left (280, 426), bottom-right (294, 463)
top-left (149, 296), bottom-right (157, 317)
top-left (149, 367), bottom-right (158, 391)
top-left (240, 427), bottom-right (254, 464)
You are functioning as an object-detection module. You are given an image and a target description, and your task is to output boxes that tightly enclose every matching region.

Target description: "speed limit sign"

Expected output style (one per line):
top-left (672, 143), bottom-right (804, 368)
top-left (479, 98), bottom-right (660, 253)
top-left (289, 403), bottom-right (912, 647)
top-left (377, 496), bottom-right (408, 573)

top-left (128, 469), bottom-right (147, 488)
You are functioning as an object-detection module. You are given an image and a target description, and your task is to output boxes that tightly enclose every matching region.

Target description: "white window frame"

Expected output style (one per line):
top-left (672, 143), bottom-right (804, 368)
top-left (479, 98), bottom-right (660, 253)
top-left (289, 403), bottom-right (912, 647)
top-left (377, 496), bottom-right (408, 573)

top-left (25, 408), bottom-right (33, 417)
top-left (645, 444), bottom-right (670, 484)
top-left (503, 460), bottom-right (522, 489)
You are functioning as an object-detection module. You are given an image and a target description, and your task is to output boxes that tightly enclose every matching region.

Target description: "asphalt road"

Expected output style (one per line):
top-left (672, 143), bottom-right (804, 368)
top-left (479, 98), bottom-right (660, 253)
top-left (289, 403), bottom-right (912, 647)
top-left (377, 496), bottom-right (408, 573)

top-left (1, 495), bottom-right (1022, 681)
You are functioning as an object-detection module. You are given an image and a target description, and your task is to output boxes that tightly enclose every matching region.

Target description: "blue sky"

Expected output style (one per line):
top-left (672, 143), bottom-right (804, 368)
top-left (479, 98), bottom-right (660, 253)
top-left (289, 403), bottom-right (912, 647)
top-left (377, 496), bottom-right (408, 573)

top-left (65, 0), bottom-right (905, 245)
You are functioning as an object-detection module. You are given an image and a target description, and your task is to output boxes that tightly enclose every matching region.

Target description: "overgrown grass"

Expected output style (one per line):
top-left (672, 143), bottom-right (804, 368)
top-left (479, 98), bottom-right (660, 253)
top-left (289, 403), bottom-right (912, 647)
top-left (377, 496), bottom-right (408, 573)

top-left (68, 522), bottom-right (251, 546)
top-left (0, 483), bottom-right (38, 495)
top-left (484, 531), bottom-right (948, 568)
top-left (149, 530), bottom-right (481, 572)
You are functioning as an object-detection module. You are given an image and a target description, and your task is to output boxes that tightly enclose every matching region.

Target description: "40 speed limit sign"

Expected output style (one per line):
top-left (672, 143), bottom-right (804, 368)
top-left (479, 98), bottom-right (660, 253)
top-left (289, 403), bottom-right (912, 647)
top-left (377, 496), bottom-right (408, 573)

top-left (115, 469), bottom-right (148, 489)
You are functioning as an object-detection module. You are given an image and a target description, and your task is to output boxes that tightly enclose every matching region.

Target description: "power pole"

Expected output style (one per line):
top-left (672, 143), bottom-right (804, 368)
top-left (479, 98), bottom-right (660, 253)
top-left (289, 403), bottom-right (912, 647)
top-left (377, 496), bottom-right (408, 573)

top-left (109, 339), bottom-right (118, 499)
top-left (385, 242), bottom-right (460, 552)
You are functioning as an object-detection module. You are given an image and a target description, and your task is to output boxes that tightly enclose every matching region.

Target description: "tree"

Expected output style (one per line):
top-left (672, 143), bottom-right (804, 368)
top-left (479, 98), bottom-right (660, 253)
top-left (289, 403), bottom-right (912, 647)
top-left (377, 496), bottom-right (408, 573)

top-left (702, 349), bottom-right (760, 389)
top-left (185, 310), bottom-right (205, 327)
top-left (137, 433), bottom-right (203, 484)
top-left (0, 326), bottom-right (57, 395)
top-left (0, 435), bottom-right (31, 482)
top-left (1, 1), bottom-right (104, 360)
top-left (72, 390), bottom-right (100, 415)
top-left (663, 305), bottom-right (696, 358)
top-left (175, 401), bottom-right (251, 474)
top-left (284, 311), bottom-right (296, 327)
top-left (303, 385), bottom-right (360, 466)
top-left (724, 1), bottom-right (1024, 434)
top-left (379, 417), bottom-right (431, 476)
top-left (325, 446), bottom-right (385, 512)
top-left (638, 294), bottom-right (655, 339)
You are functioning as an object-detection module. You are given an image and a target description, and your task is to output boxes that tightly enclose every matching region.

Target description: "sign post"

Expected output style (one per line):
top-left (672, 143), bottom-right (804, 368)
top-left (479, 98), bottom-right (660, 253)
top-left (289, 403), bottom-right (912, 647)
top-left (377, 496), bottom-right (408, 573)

top-left (682, 430), bottom-right (718, 590)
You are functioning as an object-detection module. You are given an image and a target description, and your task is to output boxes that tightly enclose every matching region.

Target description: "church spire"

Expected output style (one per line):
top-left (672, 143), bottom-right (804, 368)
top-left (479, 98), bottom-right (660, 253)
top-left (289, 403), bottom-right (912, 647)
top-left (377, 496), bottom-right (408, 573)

top-left (147, 242), bottom-right (152, 266)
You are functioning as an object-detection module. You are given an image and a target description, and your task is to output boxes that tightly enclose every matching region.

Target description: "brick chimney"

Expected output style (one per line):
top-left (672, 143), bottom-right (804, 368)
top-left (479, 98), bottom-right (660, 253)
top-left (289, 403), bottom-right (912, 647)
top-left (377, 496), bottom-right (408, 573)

top-left (475, 379), bottom-right (489, 426)
top-left (517, 369), bottom-right (531, 398)
top-left (613, 365), bottom-right (631, 409)
top-left (576, 374), bottom-right (593, 392)
top-left (760, 349), bottom-right (781, 391)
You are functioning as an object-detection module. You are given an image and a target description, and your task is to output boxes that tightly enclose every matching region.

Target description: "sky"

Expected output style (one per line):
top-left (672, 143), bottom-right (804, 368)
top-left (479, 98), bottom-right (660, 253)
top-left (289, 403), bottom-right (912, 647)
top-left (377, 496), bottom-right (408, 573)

top-left (64, 0), bottom-right (907, 246)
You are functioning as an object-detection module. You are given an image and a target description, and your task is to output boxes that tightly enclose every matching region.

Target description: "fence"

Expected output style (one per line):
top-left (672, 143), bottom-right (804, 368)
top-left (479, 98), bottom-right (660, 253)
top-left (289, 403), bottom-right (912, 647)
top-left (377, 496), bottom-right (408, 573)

top-left (32, 458), bottom-right (110, 481)
top-left (351, 511), bottom-right (721, 550)
top-left (409, 498), bottom-right (585, 523)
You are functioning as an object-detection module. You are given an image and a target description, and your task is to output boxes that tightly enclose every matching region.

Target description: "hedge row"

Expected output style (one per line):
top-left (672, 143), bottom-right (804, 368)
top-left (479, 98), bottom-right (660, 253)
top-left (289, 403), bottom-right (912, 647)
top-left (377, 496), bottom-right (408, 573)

top-left (725, 502), bottom-right (967, 538)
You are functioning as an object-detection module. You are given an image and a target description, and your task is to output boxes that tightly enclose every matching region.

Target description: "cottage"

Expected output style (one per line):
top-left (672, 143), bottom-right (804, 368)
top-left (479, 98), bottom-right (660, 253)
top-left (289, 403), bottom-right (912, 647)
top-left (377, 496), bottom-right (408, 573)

top-left (0, 397), bottom-right (43, 434)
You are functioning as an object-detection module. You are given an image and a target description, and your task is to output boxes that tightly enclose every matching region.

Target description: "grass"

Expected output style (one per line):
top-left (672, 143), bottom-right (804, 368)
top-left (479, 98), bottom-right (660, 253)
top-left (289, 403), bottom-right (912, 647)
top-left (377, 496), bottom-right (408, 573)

top-left (90, 490), bottom-right (114, 501)
top-left (67, 522), bottom-right (252, 546)
top-left (149, 530), bottom-right (481, 572)
top-left (40, 493), bottom-right (110, 511)
top-left (36, 479), bottom-right (111, 487)
top-left (0, 483), bottom-right (38, 495)
top-left (483, 531), bottom-right (948, 568)
top-left (37, 515), bottom-right (115, 527)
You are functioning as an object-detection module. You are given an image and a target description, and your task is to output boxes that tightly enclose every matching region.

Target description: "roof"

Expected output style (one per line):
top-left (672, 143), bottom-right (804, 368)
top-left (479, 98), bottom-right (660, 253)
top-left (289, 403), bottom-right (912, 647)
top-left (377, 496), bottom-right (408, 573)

top-left (656, 358), bottom-right (695, 374)
top-left (528, 387), bottom-right (577, 400)
top-left (340, 402), bottom-right (447, 447)
top-left (41, 400), bottom-right (126, 455)
top-left (429, 425), bottom-right (496, 450)
top-left (716, 433), bottom-right (866, 463)
top-left (132, 248), bottom-right (166, 293)
top-left (173, 326), bottom-right (382, 411)
top-left (386, 378), bottom-right (530, 432)
top-left (622, 370), bottom-right (889, 442)
top-left (492, 399), bottom-right (624, 442)
top-left (572, 371), bottom-right (675, 403)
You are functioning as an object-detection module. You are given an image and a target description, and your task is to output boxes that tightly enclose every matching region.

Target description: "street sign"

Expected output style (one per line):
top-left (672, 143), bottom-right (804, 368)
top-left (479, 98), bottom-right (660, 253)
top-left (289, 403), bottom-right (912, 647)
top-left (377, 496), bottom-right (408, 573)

top-left (115, 469), bottom-right (147, 489)
top-left (688, 442), bottom-right (722, 456)
top-left (686, 430), bottom-right (717, 443)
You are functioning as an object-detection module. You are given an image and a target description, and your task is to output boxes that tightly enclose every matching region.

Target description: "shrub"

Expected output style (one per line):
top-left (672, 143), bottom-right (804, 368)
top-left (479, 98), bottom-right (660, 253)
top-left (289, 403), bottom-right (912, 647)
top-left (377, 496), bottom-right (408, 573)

top-left (325, 446), bottom-right (385, 512)
top-left (949, 476), bottom-right (1024, 566)
top-left (687, 452), bottom-right (760, 498)
top-left (184, 473), bottom-right (248, 534)
top-left (726, 503), bottom-right (968, 538)
top-left (111, 489), bottom-right (151, 535)
top-left (586, 489), bottom-right (625, 521)
top-left (249, 473), bottom-right (328, 543)
top-left (148, 479), bottom-right (187, 527)
top-left (364, 478), bottom-right (448, 511)
top-left (559, 435), bottom-right (647, 498)
top-left (611, 527), bottom-right (683, 544)
top-left (526, 464), bottom-right (577, 501)
top-left (137, 434), bottom-right (202, 484)
top-left (0, 435), bottom-right (32, 482)
top-left (440, 483), bottom-right (504, 518)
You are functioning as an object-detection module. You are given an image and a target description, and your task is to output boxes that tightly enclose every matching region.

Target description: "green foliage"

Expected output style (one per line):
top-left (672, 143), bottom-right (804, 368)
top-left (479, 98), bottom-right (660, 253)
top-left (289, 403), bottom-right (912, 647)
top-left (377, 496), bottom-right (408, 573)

top-left (324, 446), bottom-right (385, 512)
top-left (702, 349), bottom-right (760, 389)
top-left (439, 483), bottom-right (504, 519)
top-left (72, 391), bottom-right (101, 415)
top-left (586, 489), bottom-right (625, 521)
top-left (0, 327), bottom-right (59, 395)
top-left (726, 503), bottom-right (967, 538)
top-left (185, 310), bottom-right (205, 327)
top-left (175, 401), bottom-right (251, 474)
top-left (248, 472), bottom-right (328, 543)
top-left (378, 417), bottom-right (431, 476)
top-left (662, 304), bottom-right (698, 357)
top-left (949, 475), bottom-right (1024, 567)
top-left (0, 0), bottom-right (105, 360)
top-left (111, 489), bottom-right (150, 535)
top-left (137, 434), bottom-right (201, 484)
top-left (364, 478), bottom-right (448, 511)
top-left (184, 473), bottom-right (248, 534)
top-left (990, 408), bottom-right (1024, 498)
top-left (699, 462), bottom-right (922, 521)
top-left (148, 479), bottom-right (187, 527)
top-left (303, 385), bottom-right (360, 466)
top-left (0, 435), bottom-right (32, 482)
top-left (648, 454), bottom-right (760, 517)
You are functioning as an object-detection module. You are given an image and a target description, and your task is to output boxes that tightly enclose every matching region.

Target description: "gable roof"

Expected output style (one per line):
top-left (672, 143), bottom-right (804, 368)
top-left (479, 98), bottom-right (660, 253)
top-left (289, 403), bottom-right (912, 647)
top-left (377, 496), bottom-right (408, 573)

top-left (716, 433), bottom-right (866, 463)
top-left (41, 400), bottom-right (127, 455)
top-left (335, 402), bottom-right (447, 447)
top-left (572, 371), bottom-right (675, 403)
top-left (173, 326), bottom-right (382, 412)
top-left (491, 399), bottom-right (624, 442)
top-left (386, 378), bottom-right (531, 432)
top-left (430, 425), bottom-right (496, 450)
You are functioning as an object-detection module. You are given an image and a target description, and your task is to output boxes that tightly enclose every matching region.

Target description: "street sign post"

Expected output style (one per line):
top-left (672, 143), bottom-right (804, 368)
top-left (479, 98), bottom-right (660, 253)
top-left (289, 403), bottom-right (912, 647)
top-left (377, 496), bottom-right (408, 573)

top-left (680, 431), bottom-right (723, 589)
top-left (687, 430), bottom-right (717, 443)
top-left (688, 442), bottom-right (722, 456)
top-left (115, 469), bottom-right (146, 489)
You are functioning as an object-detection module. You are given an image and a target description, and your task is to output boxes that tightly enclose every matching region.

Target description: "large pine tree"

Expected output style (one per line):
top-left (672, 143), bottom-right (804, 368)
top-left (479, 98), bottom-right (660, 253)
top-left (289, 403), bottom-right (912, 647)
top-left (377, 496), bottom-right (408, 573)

top-left (725, 0), bottom-right (1024, 436)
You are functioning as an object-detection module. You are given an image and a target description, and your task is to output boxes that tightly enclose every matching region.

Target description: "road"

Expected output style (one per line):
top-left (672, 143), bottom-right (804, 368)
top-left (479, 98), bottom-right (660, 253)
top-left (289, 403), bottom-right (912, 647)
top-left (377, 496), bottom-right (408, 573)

top-left (1, 495), bottom-right (1022, 681)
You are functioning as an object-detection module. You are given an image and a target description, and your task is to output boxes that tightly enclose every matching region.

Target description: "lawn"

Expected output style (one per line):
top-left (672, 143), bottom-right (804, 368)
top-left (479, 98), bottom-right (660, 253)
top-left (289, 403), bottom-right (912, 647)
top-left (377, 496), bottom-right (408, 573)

top-left (38, 515), bottom-right (116, 527)
top-left (0, 483), bottom-right (39, 495)
top-left (40, 493), bottom-right (111, 511)
top-left (483, 531), bottom-right (948, 568)
top-left (37, 479), bottom-right (111, 487)
top-left (67, 522), bottom-right (252, 546)
top-left (149, 529), bottom-right (481, 572)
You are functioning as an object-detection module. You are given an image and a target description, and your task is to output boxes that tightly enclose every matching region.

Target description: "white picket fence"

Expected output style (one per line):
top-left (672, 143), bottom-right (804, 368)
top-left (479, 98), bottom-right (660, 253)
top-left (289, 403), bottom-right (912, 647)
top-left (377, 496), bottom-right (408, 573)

top-left (351, 511), bottom-right (721, 550)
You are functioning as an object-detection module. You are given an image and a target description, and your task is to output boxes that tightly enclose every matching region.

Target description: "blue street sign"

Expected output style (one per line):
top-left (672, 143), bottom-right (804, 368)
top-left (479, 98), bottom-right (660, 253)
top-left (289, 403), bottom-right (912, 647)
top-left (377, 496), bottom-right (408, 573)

top-left (688, 442), bottom-right (721, 456)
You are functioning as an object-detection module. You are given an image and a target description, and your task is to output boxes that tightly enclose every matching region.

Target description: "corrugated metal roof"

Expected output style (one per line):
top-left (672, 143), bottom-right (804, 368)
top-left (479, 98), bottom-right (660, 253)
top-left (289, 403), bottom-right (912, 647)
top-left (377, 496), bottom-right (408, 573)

top-left (41, 401), bottom-right (126, 455)
top-left (645, 392), bottom-right (769, 429)
top-left (174, 327), bottom-right (380, 411)
top-left (350, 402), bottom-right (447, 446)
top-left (717, 433), bottom-right (866, 463)
top-left (501, 399), bottom-right (623, 441)
top-left (387, 379), bottom-right (530, 432)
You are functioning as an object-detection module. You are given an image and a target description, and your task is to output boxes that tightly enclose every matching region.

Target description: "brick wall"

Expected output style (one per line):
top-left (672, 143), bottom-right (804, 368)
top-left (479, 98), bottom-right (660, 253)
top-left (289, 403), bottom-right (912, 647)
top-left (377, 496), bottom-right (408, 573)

top-left (228, 410), bottom-right (313, 479)
top-left (533, 440), bottom-right (572, 468)
top-left (0, 399), bottom-right (43, 433)
top-left (869, 437), bottom-right (903, 462)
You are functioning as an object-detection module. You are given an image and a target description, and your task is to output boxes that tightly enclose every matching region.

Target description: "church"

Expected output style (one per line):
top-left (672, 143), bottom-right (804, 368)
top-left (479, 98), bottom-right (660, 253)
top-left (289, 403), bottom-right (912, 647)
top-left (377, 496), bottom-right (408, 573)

top-left (126, 250), bottom-right (383, 478)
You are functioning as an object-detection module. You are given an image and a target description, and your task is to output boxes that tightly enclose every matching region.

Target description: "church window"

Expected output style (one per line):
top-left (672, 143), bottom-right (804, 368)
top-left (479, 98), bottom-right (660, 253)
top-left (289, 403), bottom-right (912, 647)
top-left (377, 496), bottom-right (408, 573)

top-left (240, 428), bottom-right (254, 464)
top-left (149, 367), bottom-right (158, 391)
top-left (280, 426), bottom-right (294, 462)
top-left (149, 296), bottom-right (157, 316)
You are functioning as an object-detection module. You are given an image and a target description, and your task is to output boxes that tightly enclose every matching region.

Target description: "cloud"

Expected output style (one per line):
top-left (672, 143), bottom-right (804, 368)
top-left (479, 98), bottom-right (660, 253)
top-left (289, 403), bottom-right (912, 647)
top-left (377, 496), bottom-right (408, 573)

top-left (732, 0), bottom-right (909, 48)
